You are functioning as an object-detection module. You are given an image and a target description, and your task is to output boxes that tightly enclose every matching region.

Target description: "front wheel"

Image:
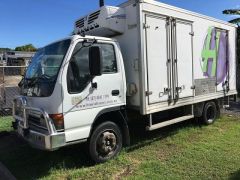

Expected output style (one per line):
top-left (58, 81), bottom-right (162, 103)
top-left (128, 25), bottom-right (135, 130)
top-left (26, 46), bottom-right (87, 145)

top-left (202, 101), bottom-right (218, 125)
top-left (89, 121), bottom-right (122, 163)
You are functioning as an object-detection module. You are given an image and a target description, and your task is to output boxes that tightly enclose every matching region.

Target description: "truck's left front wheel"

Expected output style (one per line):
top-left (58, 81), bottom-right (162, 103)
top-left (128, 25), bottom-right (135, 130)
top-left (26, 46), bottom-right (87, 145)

top-left (89, 121), bottom-right (122, 163)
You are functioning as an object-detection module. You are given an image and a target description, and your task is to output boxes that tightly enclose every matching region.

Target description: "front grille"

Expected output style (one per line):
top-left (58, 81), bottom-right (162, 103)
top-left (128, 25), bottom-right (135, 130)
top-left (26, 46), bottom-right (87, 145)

top-left (28, 115), bottom-right (40, 125)
top-left (13, 98), bottom-right (49, 132)
top-left (88, 10), bottom-right (100, 24)
top-left (28, 112), bottom-right (48, 131)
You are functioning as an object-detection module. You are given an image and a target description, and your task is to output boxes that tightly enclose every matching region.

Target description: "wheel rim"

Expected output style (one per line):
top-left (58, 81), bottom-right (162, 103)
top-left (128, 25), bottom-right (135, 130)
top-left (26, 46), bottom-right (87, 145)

top-left (206, 106), bottom-right (215, 122)
top-left (96, 130), bottom-right (117, 158)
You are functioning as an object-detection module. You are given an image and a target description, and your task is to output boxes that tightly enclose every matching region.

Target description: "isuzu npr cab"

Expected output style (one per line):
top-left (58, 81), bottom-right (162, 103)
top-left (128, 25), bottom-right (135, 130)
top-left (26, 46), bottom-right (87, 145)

top-left (13, 0), bottom-right (237, 163)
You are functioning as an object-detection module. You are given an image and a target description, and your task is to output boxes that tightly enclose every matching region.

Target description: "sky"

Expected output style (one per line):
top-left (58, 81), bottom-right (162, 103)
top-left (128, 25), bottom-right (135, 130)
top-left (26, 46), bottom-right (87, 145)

top-left (0, 0), bottom-right (239, 49)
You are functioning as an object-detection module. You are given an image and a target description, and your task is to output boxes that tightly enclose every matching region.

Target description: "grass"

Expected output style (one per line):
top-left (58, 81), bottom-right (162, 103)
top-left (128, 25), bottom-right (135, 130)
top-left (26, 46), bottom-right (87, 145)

top-left (0, 115), bottom-right (240, 180)
top-left (0, 116), bottom-right (13, 132)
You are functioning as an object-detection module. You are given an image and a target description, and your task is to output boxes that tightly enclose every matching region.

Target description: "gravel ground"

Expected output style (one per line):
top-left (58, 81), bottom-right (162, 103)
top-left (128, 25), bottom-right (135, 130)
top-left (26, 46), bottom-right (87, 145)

top-left (221, 100), bottom-right (240, 117)
top-left (0, 76), bottom-right (22, 86)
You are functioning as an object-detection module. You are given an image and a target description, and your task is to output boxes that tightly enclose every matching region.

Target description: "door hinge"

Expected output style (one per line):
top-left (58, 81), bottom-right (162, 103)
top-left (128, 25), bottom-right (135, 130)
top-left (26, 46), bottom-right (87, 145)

top-left (172, 19), bottom-right (176, 26)
top-left (145, 91), bottom-right (153, 96)
top-left (191, 85), bottom-right (196, 90)
top-left (143, 23), bottom-right (150, 29)
top-left (189, 31), bottom-right (194, 36)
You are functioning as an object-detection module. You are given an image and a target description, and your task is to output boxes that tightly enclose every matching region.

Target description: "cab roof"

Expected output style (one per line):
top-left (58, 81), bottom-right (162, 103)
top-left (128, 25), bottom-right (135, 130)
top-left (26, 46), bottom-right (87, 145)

top-left (72, 35), bottom-right (116, 42)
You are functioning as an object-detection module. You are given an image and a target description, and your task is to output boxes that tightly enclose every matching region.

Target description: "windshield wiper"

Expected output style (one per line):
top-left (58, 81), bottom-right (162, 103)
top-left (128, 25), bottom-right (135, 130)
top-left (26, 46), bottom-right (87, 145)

top-left (24, 74), bottom-right (53, 86)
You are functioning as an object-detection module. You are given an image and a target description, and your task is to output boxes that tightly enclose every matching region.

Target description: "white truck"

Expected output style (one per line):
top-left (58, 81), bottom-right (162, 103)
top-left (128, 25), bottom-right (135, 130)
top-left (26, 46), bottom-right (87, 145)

top-left (12, 0), bottom-right (237, 163)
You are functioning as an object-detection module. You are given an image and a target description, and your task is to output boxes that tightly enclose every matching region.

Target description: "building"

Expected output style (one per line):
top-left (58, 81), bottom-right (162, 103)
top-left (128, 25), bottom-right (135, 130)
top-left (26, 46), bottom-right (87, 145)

top-left (0, 51), bottom-right (35, 109)
top-left (4, 51), bottom-right (35, 66)
top-left (0, 52), bottom-right (4, 63)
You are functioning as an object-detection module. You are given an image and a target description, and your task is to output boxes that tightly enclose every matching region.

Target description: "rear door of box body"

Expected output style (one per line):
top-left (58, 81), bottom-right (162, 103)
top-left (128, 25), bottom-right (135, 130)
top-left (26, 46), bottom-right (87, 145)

top-left (216, 29), bottom-right (229, 92)
top-left (199, 27), bottom-right (230, 93)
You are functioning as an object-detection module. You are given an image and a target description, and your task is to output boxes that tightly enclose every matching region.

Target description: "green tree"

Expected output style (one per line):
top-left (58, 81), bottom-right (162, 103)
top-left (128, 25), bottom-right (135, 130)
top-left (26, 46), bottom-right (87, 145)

top-left (15, 44), bottom-right (37, 52)
top-left (222, 9), bottom-right (240, 25)
top-left (0, 48), bottom-right (11, 53)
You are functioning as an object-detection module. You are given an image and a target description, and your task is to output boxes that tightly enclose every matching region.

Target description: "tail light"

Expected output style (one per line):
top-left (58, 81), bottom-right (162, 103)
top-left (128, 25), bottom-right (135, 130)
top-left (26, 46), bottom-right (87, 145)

top-left (49, 114), bottom-right (64, 131)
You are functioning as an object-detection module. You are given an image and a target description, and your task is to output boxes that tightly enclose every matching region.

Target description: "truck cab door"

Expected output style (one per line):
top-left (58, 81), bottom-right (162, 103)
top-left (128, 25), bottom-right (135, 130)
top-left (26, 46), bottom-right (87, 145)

top-left (61, 40), bottom-right (126, 142)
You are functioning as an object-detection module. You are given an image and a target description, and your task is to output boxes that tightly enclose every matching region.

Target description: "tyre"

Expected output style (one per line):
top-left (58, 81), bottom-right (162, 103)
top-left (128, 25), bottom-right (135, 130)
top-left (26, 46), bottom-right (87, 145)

top-left (89, 121), bottom-right (122, 163)
top-left (202, 101), bottom-right (217, 125)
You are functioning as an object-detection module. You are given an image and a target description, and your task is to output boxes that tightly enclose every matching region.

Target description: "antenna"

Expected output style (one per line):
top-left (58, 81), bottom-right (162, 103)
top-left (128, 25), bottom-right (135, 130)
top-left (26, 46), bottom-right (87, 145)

top-left (99, 0), bottom-right (104, 7)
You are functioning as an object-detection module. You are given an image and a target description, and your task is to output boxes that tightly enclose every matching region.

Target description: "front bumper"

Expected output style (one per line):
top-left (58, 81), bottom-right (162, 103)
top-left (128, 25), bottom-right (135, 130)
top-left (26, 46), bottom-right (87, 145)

top-left (16, 125), bottom-right (66, 151)
top-left (13, 96), bottom-right (66, 151)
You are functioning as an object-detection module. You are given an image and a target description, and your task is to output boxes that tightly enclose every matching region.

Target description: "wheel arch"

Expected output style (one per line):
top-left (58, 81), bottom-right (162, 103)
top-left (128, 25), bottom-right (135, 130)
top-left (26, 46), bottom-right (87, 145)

top-left (90, 106), bottom-right (130, 146)
top-left (194, 99), bottom-right (220, 118)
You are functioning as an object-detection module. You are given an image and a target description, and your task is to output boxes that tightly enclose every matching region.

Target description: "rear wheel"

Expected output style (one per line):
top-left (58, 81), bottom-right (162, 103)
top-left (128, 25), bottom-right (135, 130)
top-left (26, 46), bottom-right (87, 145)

top-left (202, 101), bottom-right (217, 125)
top-left (89, 121), bottom-right (122, 163)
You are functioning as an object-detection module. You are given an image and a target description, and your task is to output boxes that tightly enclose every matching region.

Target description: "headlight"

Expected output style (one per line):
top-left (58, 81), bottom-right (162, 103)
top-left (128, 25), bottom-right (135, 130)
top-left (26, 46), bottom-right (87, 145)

top-left (49, 114), bottom-right (64, 131)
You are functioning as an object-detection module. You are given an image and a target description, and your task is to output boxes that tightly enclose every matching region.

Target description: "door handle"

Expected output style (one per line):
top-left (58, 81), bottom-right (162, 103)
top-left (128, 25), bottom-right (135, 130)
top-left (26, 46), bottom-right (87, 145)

top-left (112, 90), bottom-right (120, 96)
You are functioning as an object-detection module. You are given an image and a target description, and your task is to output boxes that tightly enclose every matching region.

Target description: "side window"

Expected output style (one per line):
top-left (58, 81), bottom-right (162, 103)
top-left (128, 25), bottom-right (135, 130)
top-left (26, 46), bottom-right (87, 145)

top-left (67, 42), bottom-right (117, 94)
top-left (98, 44), bottom-right (117, 73)
top-left (67, 43), bottom-right (91, 93)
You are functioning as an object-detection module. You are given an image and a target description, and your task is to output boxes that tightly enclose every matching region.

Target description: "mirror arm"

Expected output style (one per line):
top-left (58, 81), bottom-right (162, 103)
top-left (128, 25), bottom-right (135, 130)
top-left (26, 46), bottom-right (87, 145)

top-left (91, 82), bottom-right (98, 89)
top-left (90, 77), bottom-right (98, 89)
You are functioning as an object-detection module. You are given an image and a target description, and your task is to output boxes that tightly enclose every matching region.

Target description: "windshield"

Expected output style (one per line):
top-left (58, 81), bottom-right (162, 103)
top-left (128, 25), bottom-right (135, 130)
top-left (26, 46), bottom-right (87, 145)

top-left (21, 39), bottom-right (71, 97)
top-left (26, 39), bottom-right (71, 80)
